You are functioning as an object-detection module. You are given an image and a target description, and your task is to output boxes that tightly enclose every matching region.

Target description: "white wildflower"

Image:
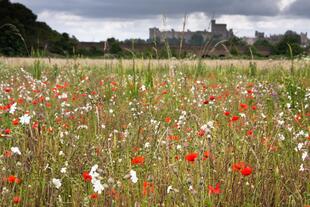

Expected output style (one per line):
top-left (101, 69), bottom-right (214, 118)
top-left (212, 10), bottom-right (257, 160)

top-left (130, 170), bottom-right (138, 183)
top-left (89, 164), bottom-right (104, 194)
top-left (295, 143), bottom-right (304, 151)
top-left (52, 178), bottom-right (62, 189)
top-left (239, 113), bottom-right (246, 118)
top-left (9, 103), bottom-right (17, 114)
top-left (60, 167), bottom-right (67, 174)
top-left (141, 85), bottom-right (146, 92)
top-left (278, 134), bottom-right (285, 141)
top-left (93, 179), bottom-right (104, 194)
top-left (167, 185), bottom-right (173, 193)
top-left (20, 114), bottom-right (31, 125)
top-left (302, 151), bottom-right (308, 161)
top-left (144, 142), bottom-right (151, 148)
top-left (11, 147), bottom-right (21, 155)
top-left (59, 93), bottom-right (68, 99)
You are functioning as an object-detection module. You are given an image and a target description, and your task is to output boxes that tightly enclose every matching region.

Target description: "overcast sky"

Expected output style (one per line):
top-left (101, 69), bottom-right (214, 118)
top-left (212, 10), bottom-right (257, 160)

top-left (12, 0), bottom-right (310, 41)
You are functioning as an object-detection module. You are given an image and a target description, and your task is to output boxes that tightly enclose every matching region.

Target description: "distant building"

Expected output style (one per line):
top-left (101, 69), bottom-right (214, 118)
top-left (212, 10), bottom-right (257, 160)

top-left (242, 31), bottom-right (265, 46)
top-left (266, 34), bottom-right (282, 44)
top-left (300, 32), bottom-right (308, 46)
top-left (255, 31), bottom-right (265, 39)
top-left (149, 19), bottom-right (233, 45)
top-left (211, 19), bottom-right (233, 39)
top-left (149, 28), bottom-right (212, 44)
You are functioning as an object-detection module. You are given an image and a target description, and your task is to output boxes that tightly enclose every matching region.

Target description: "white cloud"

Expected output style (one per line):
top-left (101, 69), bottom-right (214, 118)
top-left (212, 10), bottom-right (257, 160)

top-left (278, 0), bottom-right (298, 11)
top-left (37, 10), bottom-right (310, 41)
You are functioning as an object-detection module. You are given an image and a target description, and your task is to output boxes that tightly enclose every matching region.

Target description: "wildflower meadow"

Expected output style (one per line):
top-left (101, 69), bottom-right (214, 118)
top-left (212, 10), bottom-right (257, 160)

top-left (0, 59), bottom-right (309, 206)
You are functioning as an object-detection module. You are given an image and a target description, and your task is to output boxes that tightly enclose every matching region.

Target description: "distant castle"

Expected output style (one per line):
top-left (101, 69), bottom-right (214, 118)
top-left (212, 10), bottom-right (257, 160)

top-left (76, 18), bottom-right (310, 58)
top-left (149, 19), bottom-right (234, 44)
top-left (244, 30), bottom-right (309, 47)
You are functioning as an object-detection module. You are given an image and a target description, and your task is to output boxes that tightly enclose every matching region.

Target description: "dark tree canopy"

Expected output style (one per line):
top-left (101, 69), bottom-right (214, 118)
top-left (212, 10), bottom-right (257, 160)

top-left (275, 30), bottom-right (303, 56)
top-left (0, 0), bottom-right (77, 56)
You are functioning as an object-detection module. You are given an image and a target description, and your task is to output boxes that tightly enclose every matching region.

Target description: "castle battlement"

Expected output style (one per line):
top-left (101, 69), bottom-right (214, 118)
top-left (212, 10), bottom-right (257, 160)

top-left (149, 19), bottom-right (234, 45)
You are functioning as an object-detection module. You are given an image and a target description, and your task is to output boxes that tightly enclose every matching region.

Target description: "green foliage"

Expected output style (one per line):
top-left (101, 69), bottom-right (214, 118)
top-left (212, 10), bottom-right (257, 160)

top-left (0, 28), bottom-right (25, 56)
top-left (0, 0), bottom-right (78, 57)
top-left (254, 39), bottom-right (273, 48)
top-left (282, 77), bottom-right (306, 111)
top-left (248, 62), bottom-right (257, 77)
top-left (50, 33), bottom-right (78, 56)
top-left (275, 31), bottom-right (304, 56)
top-left (107, 38), bottom-right (122, 55)
top-left (31, 59), bottom-right (44, 80)
top-left (226, 37), bottom-right (246, 56)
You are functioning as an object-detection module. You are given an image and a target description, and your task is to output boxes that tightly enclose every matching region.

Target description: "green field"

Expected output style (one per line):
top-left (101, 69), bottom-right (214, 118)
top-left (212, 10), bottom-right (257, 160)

top-left (0, 59), bottom-right (309, 206)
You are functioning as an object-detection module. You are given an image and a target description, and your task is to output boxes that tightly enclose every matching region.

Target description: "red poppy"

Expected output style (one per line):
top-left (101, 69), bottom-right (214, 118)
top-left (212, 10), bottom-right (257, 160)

top-left (232, 162), bottom-right (253, 176)
top-left (4, 150), bottom-right (13, 157)
top-left (209, 96), bottom-right (215, 101)
top-left (8, 175), bottom-right (16, 183)
top-left (4, 88), bottom-right (12, 93)
top-left (197, 129), bottom-right (205, 137)
top-left (17, 98), bottom-right (24, 104)
top-left (203, 151), bottom-right (210, 159)
top-left (224, 111), bottom-right (230, 116)
top-left (203, 100), bottom-right (209, 104)
top-left (32, 122), bottom-right (39, 129)
top-left (143, 181), bottom-right (154, 196)
top-left (12, 196), bottom-right (21, 204)
top-left (231, 116), bottom-right (239, 122)
top-left (4, 128), bottom-right (11, 134)
top-left (168, 135), bottom-right (179, 141)
top-left (241, 167), bottom-right (252, 176)
top-left (165, 117), bottom-right (171, 124)
top-left (131, 156), bottom-right (145, 165)
top-left (82, 172), bottom-right (92, 182)
top-left (12, 119), bottom-right (19, 126)
top-left (247, 130), bottom-right (253, 136)
top-left (185, 153), bottom-right (198, 162)
top-left (89, 193), bottom-right (98, 199)
top-left (232, 162), bottom-right (246, 172)
top-left (240, 103), bottom-right (248, 110)
top-left (208, 183), bottom-right (221, 195)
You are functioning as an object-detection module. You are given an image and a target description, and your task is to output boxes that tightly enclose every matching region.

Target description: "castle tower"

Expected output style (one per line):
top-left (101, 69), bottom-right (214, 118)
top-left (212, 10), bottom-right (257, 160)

top-left (211, 19), bottom-right (216, 33)
top-left (149, 27), bottom-right (160, 42)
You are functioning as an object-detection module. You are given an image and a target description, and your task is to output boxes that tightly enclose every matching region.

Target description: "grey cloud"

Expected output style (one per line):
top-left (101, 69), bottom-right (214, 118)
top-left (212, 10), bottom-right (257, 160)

top-left (13, 0), bottom-right (280, 19)
top-left (285, 0), bottom-right (310, 17)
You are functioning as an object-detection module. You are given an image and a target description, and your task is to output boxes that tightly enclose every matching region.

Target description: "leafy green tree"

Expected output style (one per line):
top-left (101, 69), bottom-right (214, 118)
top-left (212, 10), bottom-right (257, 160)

top-left (0, 28), bottom-right (25, 56)
top-left (226, 36), bottom-right (246, 56)
top-left (253, 39), bottom-right (275, 56)
top-left (107, 38), bottom-right (122, 55)
top-left (254, 39), bottom-right (273, 48)
top-left (0, 0), bottom-right (78, 56)
top-left (275, 31), bottom-right (303, 56)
